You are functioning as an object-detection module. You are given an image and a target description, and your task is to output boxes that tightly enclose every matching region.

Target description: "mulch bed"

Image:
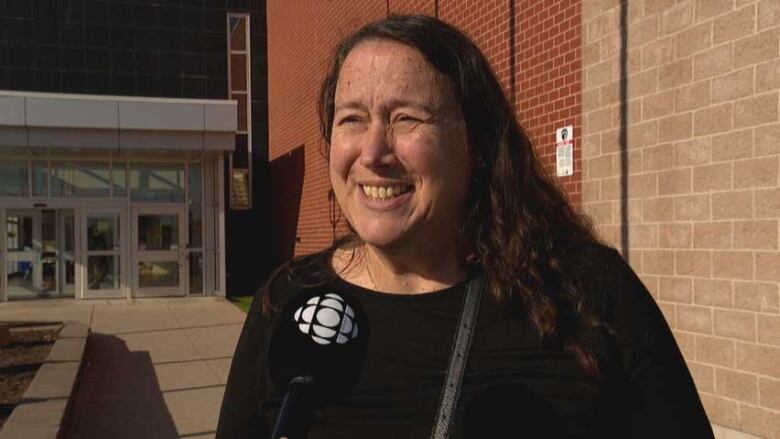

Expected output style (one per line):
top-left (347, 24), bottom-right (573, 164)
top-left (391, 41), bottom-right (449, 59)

top-left (0, 322), bottom-right (60, 431)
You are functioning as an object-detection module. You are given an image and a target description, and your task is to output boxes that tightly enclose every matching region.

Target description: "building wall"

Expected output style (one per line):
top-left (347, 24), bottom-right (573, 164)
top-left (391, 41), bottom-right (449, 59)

top-left (581, 1), bottom-right (780, 436)
top-left (267, 0), bottom-right (583, 257)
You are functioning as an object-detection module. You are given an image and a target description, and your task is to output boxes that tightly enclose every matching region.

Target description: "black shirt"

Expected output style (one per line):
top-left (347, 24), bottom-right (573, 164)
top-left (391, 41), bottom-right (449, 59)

top-left (217, 244), bottom-right (714, 438)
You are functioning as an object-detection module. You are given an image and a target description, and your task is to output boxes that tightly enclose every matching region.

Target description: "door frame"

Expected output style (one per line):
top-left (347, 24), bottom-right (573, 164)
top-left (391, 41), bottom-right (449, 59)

top-left (131, 205), bottom-right (188, 298)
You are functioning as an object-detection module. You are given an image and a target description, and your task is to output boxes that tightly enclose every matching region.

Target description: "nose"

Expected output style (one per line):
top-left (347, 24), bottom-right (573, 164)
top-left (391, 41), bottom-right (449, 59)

top-left (359, 121), bottom-right (396, 168)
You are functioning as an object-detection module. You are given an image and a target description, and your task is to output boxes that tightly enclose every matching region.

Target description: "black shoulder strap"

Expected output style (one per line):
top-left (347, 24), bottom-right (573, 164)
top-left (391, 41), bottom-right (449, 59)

top-left (431, 274), bottom-right (486, 439)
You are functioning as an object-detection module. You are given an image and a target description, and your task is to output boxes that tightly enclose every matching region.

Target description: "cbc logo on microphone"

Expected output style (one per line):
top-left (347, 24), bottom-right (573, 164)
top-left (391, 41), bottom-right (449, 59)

top-left (293, 293), bottom-right (358, 345)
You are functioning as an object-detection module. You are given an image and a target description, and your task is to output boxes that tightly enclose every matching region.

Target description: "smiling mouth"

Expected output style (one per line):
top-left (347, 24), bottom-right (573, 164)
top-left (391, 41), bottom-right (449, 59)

top-left (361, 184), bottom-right (413, 200)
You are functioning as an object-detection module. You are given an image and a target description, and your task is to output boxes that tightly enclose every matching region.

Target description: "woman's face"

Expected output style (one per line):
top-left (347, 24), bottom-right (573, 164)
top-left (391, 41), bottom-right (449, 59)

top-left (329, 39), bottom-right (472, 254)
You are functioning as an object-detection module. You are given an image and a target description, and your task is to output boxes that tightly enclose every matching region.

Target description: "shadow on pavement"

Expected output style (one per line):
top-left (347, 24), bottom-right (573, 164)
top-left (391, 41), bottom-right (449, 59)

top-left (62, 333), bottom-right (179, 439)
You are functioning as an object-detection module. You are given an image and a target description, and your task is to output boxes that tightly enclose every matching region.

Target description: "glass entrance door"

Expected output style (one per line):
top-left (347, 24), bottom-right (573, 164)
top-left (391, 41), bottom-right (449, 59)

top-left (6, 209), bottom-right (41, 299)
top-left (82, 209), bottom-right (125, 298)
top-left (5, 209), bottom-right (76, 300)
top-left (132, 206), bottom-right (186, 297)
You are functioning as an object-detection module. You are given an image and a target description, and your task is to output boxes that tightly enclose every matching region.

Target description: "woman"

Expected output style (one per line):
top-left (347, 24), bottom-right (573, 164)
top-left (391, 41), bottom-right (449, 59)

top-left (217, 15), bottom-right (713, 438)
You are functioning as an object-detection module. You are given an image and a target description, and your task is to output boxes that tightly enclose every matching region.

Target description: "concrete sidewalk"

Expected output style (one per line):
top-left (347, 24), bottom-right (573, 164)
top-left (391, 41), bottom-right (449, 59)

top-left (0, 297), bottom-right (247, 439)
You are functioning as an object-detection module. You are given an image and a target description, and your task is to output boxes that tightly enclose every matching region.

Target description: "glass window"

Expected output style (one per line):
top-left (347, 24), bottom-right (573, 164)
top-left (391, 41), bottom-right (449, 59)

top-left (188, 163), bottom-right (202, 205)
top-left (189, 252), bottom-right (203, 295)
top-left (113, 163), bottom-right (127, 198)
top-left (230, 54), bottom-right (246, 90)
top-left (33, 161), bottom-right (48, 197)
top-left (130, 163), bottom-right (185, 203)
top-left (51, 161), bottom-right (111, 197)
top-left (0, 160), bottom-right (28, 196)
top-left (6, 215), bottom-right (33, 251)
top-left (138, 214), bottom-right (179, 250)
top-left (88, 255), bottom-right (120, 290)
top-left (87, 215), bottom-right (118, 251)
top-left (189, 204), bottom-right (202, 248)
top-left (139, 261), bottom-right (179, 288)
top-left (229, 16), bottom-right (246, 51)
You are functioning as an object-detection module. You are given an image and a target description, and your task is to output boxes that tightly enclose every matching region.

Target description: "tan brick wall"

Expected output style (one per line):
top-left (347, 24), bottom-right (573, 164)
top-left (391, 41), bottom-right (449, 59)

top-left (582, 1), bottom-right (780, 436)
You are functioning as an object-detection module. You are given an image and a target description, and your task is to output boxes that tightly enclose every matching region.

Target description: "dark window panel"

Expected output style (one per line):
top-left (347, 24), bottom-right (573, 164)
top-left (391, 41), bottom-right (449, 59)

top-left (35, 69), bottom-right (60, 92)
top-left (158, 5), bottom-right (181, 29)
top-left (181, 31), bottom-right (204, 52)
top-left (85, 47), bottom-right (110, 70)
top-left (85, 71), bottom-right (110, 94)
top-left (181, 53), bottom-right (204, 76)
top-left (58, 0), bottom-right (85, 22)
top-left (134, 4), bottom-right (158, 28)
top-left (0, 67), bottom-right (9, 89)
top-left (61, 23), bottom-right (86, 46)
top-left (203, 31), bottom-right (226, 53)
top-left (181, 76), bottom-right (206, 98)
top-left (206, 77), bottom-right (227, 99)
top-left (60, 47), bottom-right (85, 70)
top-left (111, 73), bottom-right (134, 95)
top-left (134, 28), bottom-right (158, 51)
top-left (85, 26), bottom-right (111, 48)
top-left (7, 43), bottom-right (33, 69)
top-left (158, 52), bottom-right (181, 76)
top-left (6, 19), bottom-right (31, 43)
top-left (158, 29), bottom-right (181, 51)
top-left (205, 0), bottom-right (225, 7)
top-left (109, 2), bottom-right (132, 26)
top-left (112, 26), bottom-right (134, 49)
top-left (182, 0), bottom-right (205, 6)
top-left (34, 45), bottom-right (59, 70)
top-left (62, 71), bottom-right (87, 92)
top-left (136, 75), bottom-right (161, 97)
top-left (112, 49), bottom-right (134, 73)
top-left (85, 1), bottom-right (108, 24)
top-left (233, 134), bottom-right (249, 169)
top-left (159, 76), bottom-right (180, 97)
top-left (135, 51), bottom-right (158, 75)
top-left (6, 0), bottom-right (33, 19)
top-left (181, 7), bottom-right (204, 30)
top-left (33, 0), bottom-right (58, 20)
top-left (8, 68), bottom-right (33, 89)
top-left (35, 20), bottom-right (60, 44)
top-left (206, 54), bottom-right (227, 77)
top-left (227, 0), bottom-right (249, 12)
top-left (205, 8), bottom-right (226, 32)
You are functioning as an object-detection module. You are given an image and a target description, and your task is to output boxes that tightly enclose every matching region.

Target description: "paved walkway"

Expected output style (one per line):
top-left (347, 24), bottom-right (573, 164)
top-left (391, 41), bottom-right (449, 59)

top-left (0, 297), bottom-right (247, 439)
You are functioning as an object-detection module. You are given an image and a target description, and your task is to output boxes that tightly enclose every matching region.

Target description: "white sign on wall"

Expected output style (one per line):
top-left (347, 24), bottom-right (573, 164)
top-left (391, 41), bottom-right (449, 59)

top-left (556, 125), bottom-right (574, 177)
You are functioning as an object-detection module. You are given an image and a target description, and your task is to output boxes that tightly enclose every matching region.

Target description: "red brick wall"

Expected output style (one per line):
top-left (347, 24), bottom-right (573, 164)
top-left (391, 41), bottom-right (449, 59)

top-left (516, 0), bottom-right (583, 207)
top-left (267, 1), bottom-right (386, 256)
top-left (267, 0), bottom-right (583, 257)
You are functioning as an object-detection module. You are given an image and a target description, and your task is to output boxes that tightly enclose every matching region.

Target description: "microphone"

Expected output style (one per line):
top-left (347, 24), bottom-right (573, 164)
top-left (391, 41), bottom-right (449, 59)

top-left (267, 290), bottom-right (368, 439)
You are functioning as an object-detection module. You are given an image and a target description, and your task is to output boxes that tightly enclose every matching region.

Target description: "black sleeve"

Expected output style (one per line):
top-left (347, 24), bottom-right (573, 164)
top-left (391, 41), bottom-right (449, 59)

top-left (216, 284), bottom-right (271, 439)
top-left (602, 249), bottom-right (714, 439)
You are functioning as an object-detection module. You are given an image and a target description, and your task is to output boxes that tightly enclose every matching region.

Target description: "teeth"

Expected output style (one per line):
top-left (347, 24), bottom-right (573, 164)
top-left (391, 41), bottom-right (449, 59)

top-left (361, 185), bottom-right (410, 200)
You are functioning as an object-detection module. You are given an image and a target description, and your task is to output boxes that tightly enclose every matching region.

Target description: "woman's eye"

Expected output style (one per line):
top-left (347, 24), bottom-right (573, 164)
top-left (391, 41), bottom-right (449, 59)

top-left (338, 116), bottom-right (360, 125)
top-left (396, 115), bottom-right (420, 123)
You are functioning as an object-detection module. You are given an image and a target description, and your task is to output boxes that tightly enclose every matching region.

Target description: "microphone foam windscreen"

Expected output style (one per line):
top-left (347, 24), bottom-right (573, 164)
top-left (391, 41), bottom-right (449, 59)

top-left (268, 290), bottom-right (369, 404)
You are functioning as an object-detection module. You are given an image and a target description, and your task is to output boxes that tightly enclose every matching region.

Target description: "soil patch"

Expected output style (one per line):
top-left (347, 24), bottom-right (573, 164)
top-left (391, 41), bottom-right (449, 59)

top-left (0, 322), bottom-right (60, 431)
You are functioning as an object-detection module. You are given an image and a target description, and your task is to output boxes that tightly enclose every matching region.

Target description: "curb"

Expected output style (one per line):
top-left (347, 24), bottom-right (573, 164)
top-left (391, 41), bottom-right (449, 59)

top-left (0, 321), bottom-right (89, 439)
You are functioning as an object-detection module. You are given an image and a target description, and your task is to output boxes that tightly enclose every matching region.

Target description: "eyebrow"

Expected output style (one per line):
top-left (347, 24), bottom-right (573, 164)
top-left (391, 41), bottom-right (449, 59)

top-left (334, 98), bottom-right (436, 113)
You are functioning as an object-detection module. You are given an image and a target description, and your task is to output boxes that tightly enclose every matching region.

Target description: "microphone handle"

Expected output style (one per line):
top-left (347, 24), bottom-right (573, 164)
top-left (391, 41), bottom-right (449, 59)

top-left (271, 376), bottom-right (315, 439)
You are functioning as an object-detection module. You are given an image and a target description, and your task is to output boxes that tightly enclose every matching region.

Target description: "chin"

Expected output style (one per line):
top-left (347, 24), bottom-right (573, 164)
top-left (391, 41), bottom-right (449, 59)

top-left (353, 224), bottom-right (408, 250)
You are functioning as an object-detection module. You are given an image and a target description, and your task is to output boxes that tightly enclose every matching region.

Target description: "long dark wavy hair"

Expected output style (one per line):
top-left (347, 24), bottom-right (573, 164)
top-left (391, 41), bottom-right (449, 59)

top-left (271, 15), bottom-right (606, 377)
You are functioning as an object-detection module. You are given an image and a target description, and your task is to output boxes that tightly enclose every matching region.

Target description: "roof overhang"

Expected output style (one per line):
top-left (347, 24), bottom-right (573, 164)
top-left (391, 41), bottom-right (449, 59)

top-left (0, 91), bottom-right (237, 152)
